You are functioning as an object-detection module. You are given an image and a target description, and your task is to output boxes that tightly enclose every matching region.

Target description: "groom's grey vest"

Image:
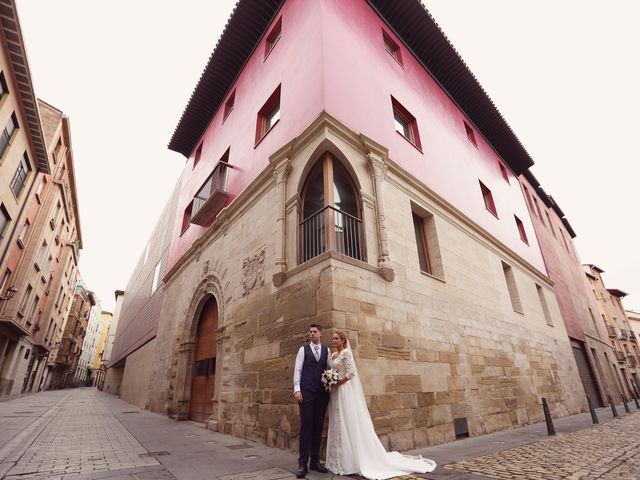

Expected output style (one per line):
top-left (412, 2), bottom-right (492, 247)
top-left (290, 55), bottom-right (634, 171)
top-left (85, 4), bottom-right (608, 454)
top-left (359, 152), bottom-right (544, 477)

top-left (300, 344), bottom-right (328, 393)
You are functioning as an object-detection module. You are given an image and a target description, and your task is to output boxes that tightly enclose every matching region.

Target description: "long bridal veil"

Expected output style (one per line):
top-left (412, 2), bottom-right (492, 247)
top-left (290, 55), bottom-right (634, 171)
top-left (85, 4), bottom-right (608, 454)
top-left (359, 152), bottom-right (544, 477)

top-left (329, 342), bottom-right (436, 479)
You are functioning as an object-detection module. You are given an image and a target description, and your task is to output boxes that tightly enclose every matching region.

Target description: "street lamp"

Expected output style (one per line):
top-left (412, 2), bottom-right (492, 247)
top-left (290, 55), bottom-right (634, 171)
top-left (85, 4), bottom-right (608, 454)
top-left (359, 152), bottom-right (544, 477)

top-left (0, 285), bottom-right (17, 302)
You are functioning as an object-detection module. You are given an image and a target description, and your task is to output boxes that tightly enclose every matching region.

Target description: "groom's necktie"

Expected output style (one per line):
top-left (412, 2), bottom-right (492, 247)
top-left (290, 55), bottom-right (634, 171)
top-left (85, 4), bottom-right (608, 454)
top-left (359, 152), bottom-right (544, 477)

top-left (313, 344), bottom-right (320, 361)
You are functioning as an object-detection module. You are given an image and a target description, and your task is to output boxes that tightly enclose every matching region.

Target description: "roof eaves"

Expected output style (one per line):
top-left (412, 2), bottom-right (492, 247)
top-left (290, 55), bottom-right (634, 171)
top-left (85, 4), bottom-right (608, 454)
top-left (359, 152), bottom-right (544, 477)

top-left (0, 0), bottom-right (50, 174)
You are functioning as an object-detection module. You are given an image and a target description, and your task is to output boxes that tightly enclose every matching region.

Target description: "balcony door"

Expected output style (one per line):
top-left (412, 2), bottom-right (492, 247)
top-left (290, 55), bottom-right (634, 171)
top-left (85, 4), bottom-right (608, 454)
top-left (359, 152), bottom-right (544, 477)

top-left (188, 297), bottom-right (218, 423)
top-left (300, 152), bottom-right (363, 263)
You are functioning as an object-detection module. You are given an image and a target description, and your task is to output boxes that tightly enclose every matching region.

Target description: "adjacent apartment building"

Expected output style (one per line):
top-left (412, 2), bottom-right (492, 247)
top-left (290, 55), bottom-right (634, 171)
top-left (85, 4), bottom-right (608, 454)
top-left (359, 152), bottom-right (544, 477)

top-left (110, 0), bottom-right (589, 450)
top-left (0, 1), bottom-right (82, 398)
top-left (518, 172), bottom-right (621, 407)
top-left (583, 264), bottom-right (639, 399)
top-left (48, 281), bottom-right (95, 389)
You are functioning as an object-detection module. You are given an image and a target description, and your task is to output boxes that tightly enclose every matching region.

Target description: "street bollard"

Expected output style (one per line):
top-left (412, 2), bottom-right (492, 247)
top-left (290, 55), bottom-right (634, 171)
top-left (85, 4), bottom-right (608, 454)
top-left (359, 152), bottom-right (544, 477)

top-left (622, 394), bottom-right (631, 413)
top-left (586, 396), bottom-right (599, 424)
top-left (542, 397), bottom-right (556, 435)
top-left (634, 393), bottom-right (640, 410)
top-left (608, 394), bottom-right (619, 418)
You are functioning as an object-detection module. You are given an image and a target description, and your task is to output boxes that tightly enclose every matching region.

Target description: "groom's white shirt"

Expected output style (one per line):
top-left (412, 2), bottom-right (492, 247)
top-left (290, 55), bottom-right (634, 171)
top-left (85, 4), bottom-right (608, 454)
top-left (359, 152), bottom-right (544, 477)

top-left (293, 342), bottom-right (332, 393)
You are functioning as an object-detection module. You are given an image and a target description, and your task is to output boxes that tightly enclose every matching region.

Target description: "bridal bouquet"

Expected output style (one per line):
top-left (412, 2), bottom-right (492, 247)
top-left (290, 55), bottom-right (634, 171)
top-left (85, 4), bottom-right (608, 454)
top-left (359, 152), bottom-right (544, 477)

top-left (321, 368), bottom-right (340, 391)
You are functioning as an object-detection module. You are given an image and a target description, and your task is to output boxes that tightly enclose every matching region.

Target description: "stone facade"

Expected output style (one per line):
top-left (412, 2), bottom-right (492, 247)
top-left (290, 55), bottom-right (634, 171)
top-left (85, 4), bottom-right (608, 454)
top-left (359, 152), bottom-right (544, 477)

top-left (136, 114), bottom-right (586, 450)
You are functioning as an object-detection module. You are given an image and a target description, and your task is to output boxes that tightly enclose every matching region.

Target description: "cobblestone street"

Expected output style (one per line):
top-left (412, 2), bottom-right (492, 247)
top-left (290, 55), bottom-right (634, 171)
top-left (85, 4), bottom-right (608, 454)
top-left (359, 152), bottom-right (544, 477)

top-left (446, 413), bottom-right (640, 480)
top-left (1, 389), bottom-right (639, 479)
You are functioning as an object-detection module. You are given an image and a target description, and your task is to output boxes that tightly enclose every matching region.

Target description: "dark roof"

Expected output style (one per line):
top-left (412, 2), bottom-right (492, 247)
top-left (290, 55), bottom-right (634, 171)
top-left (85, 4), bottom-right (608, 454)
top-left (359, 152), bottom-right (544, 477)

top-left (0, 0), bottom-right (50, 173)
top-left (169, 0), bottom-right (535, 176)
top-left (585, 264), bottom-right (605, 274)
top-left (168, 0), bottom-right (284, 156)
top-left (607, 288), bottom-right (628, 299)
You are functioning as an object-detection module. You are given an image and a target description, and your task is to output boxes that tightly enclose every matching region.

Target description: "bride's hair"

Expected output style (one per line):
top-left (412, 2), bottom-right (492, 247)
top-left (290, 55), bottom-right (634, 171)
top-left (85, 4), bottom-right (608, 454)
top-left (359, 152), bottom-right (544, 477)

top-left (334, 329), bottom-right (349, 347)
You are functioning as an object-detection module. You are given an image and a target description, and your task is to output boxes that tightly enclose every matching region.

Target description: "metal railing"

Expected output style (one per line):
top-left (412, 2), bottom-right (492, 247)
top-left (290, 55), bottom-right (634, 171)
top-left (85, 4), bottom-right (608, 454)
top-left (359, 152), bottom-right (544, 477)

top-left (299, 205), bottom-right (364, 263)
top-left (620, 329), bottom-right (629, 339)
top-left (627, 355), bottom-right (638, 367)
top-left (615, 351), bottom-right (626, 362)
top-left (607, 326), bottom-right (617, 338)
top-left (192, 162), bottom-right (230, 218)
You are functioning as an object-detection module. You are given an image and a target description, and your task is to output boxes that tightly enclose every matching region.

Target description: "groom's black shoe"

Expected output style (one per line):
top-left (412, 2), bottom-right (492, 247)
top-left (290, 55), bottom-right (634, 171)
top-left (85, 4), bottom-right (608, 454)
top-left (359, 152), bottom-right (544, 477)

top-left (296, 466), bottom-right (307, 478)
top-left (309, 463), bottom-right (328, 473)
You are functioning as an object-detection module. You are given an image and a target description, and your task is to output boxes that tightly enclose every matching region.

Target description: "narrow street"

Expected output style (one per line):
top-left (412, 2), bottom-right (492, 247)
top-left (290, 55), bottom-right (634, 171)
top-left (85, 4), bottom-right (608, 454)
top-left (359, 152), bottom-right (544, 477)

top-left (1, 389), bottom-right (639, 480)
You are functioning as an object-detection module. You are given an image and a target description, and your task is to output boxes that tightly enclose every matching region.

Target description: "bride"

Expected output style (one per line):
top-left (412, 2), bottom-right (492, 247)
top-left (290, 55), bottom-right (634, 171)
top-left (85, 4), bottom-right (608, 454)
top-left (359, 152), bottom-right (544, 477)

top-left (325, 330), bottom-right (437, 479)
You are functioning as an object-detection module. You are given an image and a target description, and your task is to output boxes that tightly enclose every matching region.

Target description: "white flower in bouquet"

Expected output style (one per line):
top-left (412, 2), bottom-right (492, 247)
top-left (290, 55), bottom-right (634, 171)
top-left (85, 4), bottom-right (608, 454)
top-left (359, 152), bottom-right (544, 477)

top-left (321, 368), bottom-right (340, 391)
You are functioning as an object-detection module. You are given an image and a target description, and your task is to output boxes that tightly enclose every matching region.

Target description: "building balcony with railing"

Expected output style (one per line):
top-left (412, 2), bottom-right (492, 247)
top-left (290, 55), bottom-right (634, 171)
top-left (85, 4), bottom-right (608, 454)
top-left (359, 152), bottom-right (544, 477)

top-left (627, 355), bottom-right (639, 367)
top-left (189, 160), bottom-right (233, 227)
top-left (615, 351), bottom-right (626, 362)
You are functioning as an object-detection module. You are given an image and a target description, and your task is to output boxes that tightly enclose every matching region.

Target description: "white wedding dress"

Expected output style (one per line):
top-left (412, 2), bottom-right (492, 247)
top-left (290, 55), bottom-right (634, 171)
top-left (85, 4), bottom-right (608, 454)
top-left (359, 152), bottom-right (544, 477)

top-left (325, 348), bottom-right (437, 479)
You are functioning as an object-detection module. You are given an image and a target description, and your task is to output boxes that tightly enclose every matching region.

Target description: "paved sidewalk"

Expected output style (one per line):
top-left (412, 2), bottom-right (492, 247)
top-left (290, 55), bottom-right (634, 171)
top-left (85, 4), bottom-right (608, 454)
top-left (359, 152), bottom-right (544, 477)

top-left (1, 388), bottom-right (639, 479)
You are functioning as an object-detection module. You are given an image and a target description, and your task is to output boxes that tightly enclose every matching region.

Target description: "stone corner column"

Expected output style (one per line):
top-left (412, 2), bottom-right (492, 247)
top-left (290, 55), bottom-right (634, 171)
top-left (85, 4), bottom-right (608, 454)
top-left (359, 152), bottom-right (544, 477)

top-left (367, 153), bottom-right (394, 281)
top-left (272, 159), bottom-right (291, 287)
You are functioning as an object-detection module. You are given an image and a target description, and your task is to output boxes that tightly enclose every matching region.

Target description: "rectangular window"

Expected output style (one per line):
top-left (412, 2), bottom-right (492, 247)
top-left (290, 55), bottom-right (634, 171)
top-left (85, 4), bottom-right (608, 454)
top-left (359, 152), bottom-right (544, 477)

top-left (560, 229), bottom-right (570, 252)
top-left (479, 181), bottom-right (498, 217)
top-left (10, 154), bottom-right (31, 198)
top-left (26, 295), bottom-right (40, 325)
top-left (536, 284), bottom-right (553, 325)
top-left (0, 71), bottom-right (8, 96)
top-left (523, 185), bottom-right (535, 212)
top-left (42, 255), bottom-right (54, 280)
top-left (35, 177), bottom-right (46, 203)
top-left (413, 213), bottom-right (431, 274)
top-left (193, 142), bottom-right (203, 168)
top-left (151, 262), bottom-right (161, 294)
top-left (464, 121), bottom-right (477, 147)
top-left (256, 85), bottom-right (281, 144)
top-left (391, 96), bottom-right (421, 149)
top-left (0, 113), bottom-right (18, 158)
top-left (515, 215), bottom-right (528, 244)
top-left (19, 284), bottom-right (33, 316)
top-left (264, 17), bottom-right (282, 58)
top-left (223, 89), bottom-right (235, 121)
top-left (532, 197), bottom-right (544, 224)
top-left (0, 204), bottom-right (9, 237)
top-left (499, 163), bottom-right (510, 183)
top-left (545, 212), bottom-right (556, 238)
top-left (502, 262), bottom-right (522, 313)
top-left (181, 201), bottom-right (193, 234)
top-left (411, 205), bottom-right (444, 278)
top-left (35, 240), bottom-right (48, 270)
top-left (0, 269), bottom-right (11, 296)
top-left (382, 30), bottom-right (402, 65)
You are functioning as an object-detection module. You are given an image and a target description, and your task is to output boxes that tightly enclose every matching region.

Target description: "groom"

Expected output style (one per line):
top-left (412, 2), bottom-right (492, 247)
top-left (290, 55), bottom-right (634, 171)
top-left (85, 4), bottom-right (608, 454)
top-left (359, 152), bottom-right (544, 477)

top-left (293, 324), bottom-right (331, 478)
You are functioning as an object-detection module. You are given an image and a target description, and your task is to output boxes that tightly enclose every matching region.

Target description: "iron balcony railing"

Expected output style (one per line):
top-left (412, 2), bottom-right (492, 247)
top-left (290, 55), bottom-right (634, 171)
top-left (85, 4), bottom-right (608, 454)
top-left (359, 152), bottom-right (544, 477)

top-left (629, 330), bottom-right (637, 341)
top-left (299, 205), bottom-right (364, 263)
top-left (620, 329), bottom-right (629, 339)
top-left (607, 326), bottom-right (617, 338)
top-left (191, 162), bottom-right (232, 226)
top-left (627, 355), bottom-right (638, 367)
top-left (615, 351), bottom-right (626, 362)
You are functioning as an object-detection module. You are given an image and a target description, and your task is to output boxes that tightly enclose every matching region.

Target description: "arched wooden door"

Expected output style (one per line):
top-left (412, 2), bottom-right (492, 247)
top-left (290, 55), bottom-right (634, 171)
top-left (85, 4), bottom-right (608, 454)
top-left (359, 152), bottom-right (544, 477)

top-left (188, 297), bottom-right (218, 423)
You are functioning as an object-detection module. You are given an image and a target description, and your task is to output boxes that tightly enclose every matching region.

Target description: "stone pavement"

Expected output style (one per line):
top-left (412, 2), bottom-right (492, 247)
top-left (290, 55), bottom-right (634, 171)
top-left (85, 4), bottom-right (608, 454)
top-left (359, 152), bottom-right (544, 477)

top-left (1, 388), bottom-right (639, 480)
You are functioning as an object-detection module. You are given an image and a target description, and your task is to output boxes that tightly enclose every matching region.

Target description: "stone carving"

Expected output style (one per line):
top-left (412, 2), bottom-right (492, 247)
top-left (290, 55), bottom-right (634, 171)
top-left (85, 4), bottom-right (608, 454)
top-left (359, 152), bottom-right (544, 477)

top-left (242, 250), bottom-right (265, 296)
top-left (203, 260), bottom-right (209, 276)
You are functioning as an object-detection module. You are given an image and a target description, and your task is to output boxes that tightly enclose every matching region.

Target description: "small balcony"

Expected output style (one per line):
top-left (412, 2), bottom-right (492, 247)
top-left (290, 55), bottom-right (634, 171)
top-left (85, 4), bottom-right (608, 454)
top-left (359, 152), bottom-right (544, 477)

top-left (627, 355), bottom-right (638, 367)
top-left (620, 329), bottom-right (629, 339)
top-left (607, 326), bottom-right (617, 338)
top-left (629, 330), bottom-right (637, 341)
top-left (615, 351), bottom-right (626, 362)
top-left (190, 162), bottom-right (232, 226)
top-left (299, 205), bottom-right (364, 263)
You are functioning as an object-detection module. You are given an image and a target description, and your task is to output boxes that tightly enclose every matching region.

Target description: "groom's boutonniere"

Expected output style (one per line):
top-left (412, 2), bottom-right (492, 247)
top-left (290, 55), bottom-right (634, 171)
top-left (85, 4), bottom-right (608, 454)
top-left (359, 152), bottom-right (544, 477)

top-left (321, 368), bottom-right (339, 391)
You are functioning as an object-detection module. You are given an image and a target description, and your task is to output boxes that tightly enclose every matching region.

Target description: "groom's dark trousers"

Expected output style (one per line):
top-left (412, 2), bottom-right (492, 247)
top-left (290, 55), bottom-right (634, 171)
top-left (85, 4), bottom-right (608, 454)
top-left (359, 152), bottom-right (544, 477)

top-left (298, 344), bottom-right (330, 468)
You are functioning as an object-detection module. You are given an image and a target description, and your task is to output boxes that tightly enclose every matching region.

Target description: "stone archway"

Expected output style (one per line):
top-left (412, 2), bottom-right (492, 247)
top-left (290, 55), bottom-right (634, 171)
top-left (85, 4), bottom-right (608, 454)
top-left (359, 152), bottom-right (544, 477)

top-left (171, 274), bottom-right (225, 428)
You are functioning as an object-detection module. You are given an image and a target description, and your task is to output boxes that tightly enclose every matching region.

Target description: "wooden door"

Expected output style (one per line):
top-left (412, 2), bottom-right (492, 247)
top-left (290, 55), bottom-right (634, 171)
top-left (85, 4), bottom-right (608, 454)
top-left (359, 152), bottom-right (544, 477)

top-left (188, 298), bottom-right (218, 423)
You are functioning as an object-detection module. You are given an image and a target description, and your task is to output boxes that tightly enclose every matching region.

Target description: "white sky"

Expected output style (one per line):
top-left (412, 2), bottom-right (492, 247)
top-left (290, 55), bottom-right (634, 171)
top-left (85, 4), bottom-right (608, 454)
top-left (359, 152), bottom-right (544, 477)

top-left (16, 1), bottom-right (639, 312)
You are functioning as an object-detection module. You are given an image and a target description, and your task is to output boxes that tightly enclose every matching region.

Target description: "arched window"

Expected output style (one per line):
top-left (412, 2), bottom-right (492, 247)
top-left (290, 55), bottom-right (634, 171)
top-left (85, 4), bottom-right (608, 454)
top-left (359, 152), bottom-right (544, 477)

top-left (300, 152), bottom-right (364, 263)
